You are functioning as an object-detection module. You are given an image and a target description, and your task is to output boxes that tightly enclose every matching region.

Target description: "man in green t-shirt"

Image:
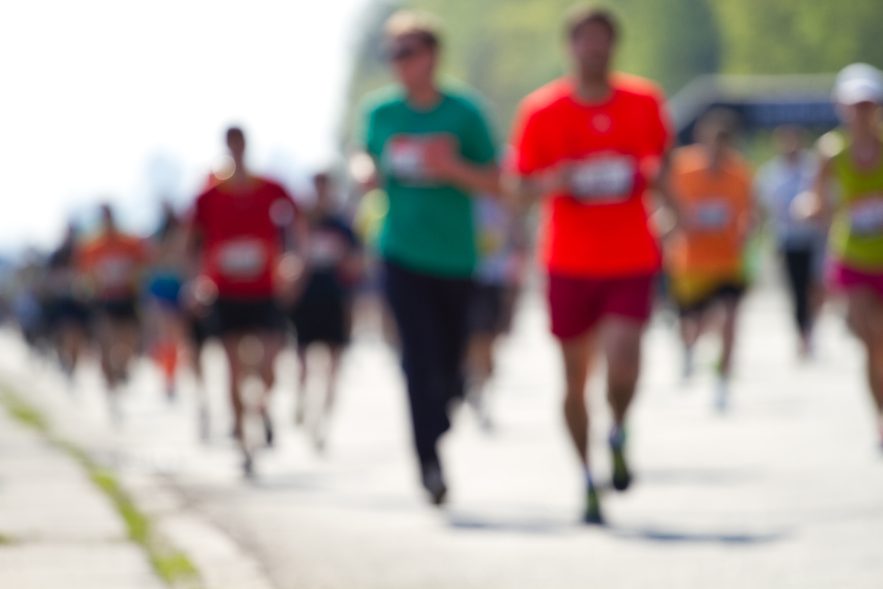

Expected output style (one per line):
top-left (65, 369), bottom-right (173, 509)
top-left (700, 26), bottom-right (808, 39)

top-left (359, 10), bottom-right (500, 505)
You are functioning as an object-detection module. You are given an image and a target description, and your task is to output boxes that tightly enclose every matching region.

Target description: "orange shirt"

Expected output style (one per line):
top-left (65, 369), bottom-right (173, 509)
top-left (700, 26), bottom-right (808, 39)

top-left (79, 232), bottom-right (148, 300)
top-left (510, 74), bottom-right (672, 277)
top-left (667, 145), bottom-right (753, 276)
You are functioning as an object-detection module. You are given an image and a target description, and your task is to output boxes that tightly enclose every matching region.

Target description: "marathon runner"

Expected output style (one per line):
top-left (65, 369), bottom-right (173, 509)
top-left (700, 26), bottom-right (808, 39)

top-left (289, 172), bottom-right (362, 452)
top-left (466, 193), bottom-right (528, 431)
top-left (801, 63), bottom-right (883, 449)
top-left (44, 222), bottom-right (91, 384)
top-left (144, 201), bottom-right (189, 402)
top-left (187, 126), bottom-right (308, 474)
top-left (79, 204), bottom-right (149, 420)
top-left (508, 5), bottom-right (675, 524)
top-left (757, 126), bottom-right (826, 360)
top-left (359, 10), bottom-right (500, 505)
top-left (666, 109), bottom-right (755, 410)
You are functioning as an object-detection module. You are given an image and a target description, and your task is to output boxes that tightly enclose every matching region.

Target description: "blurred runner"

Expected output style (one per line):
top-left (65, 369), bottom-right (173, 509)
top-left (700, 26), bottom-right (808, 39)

top-left (509, 6), bottom-right (675, 524)
top-left (79, 204), bottom-right (149, 420)
top-left (801, 64), bottom-right (883, 449)
top-left (12, 253), bottom-right (49, 359)
top-left (187, 126), bottom-right (307, 475)
top-left (289, 172), bottom-right (362, 452)
top-left (359, 11), bottom-right (500, 505)
top-left (666, 109), bottom-right (755, 410)
top-left (757, 126), bottom-right (826, 359)
top-left (45, 222), bottom-right (91, 383)
top-left (465, 194), bottom-right (528, 431)
top-left (144, 201), bottom-right (189, 401)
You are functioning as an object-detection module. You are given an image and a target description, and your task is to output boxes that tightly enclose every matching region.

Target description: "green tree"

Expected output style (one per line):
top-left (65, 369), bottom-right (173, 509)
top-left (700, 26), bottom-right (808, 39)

top-left (712, 0), bottom-right (883, 74)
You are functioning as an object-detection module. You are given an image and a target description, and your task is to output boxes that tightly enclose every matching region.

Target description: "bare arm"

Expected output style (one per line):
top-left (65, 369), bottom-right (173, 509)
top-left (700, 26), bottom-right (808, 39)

top-left (443, 160), bottom-right (501, 197)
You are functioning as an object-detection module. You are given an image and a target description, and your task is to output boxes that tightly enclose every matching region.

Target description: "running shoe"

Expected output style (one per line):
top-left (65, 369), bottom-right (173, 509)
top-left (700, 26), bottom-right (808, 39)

top-left (609, 428), bottom-right (632, 492)
top-left (420, 461), bottom-right (448, 506)
top-left (583, 484), bottom-right (605, 526)
top-left (261, 409), bottom-right (275, 448)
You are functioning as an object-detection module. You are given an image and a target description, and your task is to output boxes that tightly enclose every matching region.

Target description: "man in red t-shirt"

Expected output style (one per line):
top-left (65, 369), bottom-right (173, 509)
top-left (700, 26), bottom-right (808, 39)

top-left (508, 5), bottom-right (677, 524)
top-left (188, 126), bottom-right (308, 475)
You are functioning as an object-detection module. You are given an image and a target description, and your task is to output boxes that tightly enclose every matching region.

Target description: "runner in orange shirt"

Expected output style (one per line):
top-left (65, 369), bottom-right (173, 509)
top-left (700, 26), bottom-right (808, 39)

top-left (509, 5), bottom-right (677, 525)
top-left (666, 109), bottom-right (755, 410)
top-left (79, 204), bottom-right (149, 420)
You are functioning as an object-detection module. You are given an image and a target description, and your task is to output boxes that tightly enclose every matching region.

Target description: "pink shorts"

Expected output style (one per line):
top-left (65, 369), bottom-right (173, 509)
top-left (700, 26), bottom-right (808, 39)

top-left (546, 272), bottom-right (656, 340)
top-left (829, 261), bottom-right (883, 301)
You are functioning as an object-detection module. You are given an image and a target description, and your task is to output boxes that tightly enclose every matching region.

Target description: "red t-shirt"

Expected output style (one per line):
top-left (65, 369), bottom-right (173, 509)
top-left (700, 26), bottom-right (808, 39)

top-left (510, 74), bottom-right (673, 277)
top-left (191, 176), bottom-right (298, 299)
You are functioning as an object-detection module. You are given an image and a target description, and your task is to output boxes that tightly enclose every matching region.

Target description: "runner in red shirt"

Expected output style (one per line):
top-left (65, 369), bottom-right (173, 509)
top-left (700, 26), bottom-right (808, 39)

top-left (508, 5), bottom-right (677, 524)
top-left (79, 204), bottom-right (149, 420)
top-left (187, 126), bottom-right (308, 476)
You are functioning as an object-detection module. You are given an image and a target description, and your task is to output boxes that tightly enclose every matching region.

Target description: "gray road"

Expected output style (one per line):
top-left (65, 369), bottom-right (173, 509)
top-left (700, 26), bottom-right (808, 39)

top-left (2, 285), bottom-right (882, 589)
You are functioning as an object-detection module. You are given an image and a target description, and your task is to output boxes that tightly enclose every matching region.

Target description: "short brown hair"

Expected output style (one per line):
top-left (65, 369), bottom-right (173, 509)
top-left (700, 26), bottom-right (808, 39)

top-left (565, 4), bottom-right (619, 42)
top-left (384, 10), bottom-right (442, 49)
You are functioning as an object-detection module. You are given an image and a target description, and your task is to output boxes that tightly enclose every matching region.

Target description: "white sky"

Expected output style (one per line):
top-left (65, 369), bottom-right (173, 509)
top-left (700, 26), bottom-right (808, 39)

top-left (0, 0), bottom-right (372, 255)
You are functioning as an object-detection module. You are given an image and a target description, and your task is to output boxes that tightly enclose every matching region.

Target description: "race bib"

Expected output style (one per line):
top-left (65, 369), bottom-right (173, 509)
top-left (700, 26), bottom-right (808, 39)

top-left (849, 196), bottom-right (883, 236)
top-left (570, 155), bottom-right (635, 203)
top-left (216, 239), bottom-right (269, 279)
top-left (96, 255), bottom-right (134, 289)
top-left (309, 233), bottom-right (346, 266)
top-left (383, 134), bottom-right (453, 186)
top-left (692, 199), bottom-right (733, 231)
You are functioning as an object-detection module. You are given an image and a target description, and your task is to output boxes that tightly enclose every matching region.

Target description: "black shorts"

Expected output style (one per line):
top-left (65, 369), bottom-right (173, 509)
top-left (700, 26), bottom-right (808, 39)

top-left (291, 292), bottom-right (350, 348)
top-left (188, 313), bottom-right (214, 348)
top-left (97, 299), bottom-right (140, 323)
top-left (214, 298), bottom-right (285, 337)
top-left (469, 283), bottom-right (515, 336)
top-left (47, 297), bottom-right (91, 329)
top-left (677, 282), bottom-right (746, 317)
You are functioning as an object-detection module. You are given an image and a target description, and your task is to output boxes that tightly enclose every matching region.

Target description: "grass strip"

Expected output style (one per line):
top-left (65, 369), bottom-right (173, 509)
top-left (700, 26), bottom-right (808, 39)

top-left (0, 388), bottom-right (202, 588)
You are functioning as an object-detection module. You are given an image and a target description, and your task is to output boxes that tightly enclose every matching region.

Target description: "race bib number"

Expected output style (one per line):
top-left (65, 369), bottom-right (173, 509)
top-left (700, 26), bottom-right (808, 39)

top-left (383, 134), bottom-right (453, 186)
top-left (849, 196), bottom-right (883, 236)
top-left (692, 199), bottom-right (733, 231)
top-left (570, 155), bottom-right (635, 203)
top-left (96, 255), bottom-right (135, 289)
top-left (309, 233), bottom-right (346, 266)
top-left (216, 239), bottom-right (269, 279)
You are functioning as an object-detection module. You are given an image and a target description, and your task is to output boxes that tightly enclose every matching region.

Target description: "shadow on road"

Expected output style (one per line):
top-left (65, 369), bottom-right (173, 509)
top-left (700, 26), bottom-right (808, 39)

top-left (446, 512), bottom-right (572, 535)
top-left (610, 526), bottom-right (789, 545)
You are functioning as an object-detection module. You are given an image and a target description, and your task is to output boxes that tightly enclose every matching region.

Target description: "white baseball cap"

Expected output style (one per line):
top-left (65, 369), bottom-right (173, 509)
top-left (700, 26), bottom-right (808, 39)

top-left (834, 63), bottom-right (883, 105)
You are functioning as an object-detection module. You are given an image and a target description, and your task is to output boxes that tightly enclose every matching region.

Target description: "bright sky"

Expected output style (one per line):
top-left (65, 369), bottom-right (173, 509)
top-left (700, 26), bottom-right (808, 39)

top-left (0, 0), bottom-right (372, 255)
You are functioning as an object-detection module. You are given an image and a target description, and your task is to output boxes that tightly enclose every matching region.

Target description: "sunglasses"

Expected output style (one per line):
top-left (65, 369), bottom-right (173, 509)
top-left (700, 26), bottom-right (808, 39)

top-left (388, 44), bottom-right (425, 63)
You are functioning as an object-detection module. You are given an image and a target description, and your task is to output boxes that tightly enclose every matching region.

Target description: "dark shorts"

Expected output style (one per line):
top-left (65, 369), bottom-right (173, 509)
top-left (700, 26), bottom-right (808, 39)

top-left (469, 283), bottom-right (516, 336)
top-left (47, 297), bottom-right (91, 329)
top-left (676, 282), bottom-right (746, 317)
top-left (214, 298), bottom-right (285, 337)
top-left (188, 313), bottom-right (214, 348)
top-left (547, 272), bottom-right (656, 340)
top-left (291, 293), bottom-right (350, 348)
top-left (97, 299), bottom-right (140, 323)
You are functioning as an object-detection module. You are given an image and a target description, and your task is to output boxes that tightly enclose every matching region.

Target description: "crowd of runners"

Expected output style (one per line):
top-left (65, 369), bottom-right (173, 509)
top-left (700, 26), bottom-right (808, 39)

top-left (2, 5), bottom-right (882, 526)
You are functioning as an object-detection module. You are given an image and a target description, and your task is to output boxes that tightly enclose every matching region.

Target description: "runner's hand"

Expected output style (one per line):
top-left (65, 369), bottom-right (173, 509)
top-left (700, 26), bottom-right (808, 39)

top-left (182, 275), bottom-right (217, 318)
top-left (422, 136), bottom-right (461, 181)
top-left (535, 162), bottom-right (573, 196)
top-left (275, 253), bottom-right (307, 307)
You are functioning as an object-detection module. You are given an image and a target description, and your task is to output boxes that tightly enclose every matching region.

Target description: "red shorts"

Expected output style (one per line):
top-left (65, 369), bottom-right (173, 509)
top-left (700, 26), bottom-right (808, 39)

top-left (546, 272), bottom-right (656, 340)
top-left (829, 261), bottom-right (883, 301)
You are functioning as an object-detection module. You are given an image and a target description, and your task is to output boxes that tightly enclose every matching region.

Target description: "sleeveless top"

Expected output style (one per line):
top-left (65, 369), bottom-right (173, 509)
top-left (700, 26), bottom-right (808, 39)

top-left (830, 132), bottom-right (883, 270)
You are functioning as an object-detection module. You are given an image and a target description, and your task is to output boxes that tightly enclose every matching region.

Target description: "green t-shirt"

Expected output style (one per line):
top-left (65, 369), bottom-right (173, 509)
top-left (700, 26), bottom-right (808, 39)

top-left (830, 132), bottom-right (883, 271)
top-left (362, 87), bottom-right (497, 277)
